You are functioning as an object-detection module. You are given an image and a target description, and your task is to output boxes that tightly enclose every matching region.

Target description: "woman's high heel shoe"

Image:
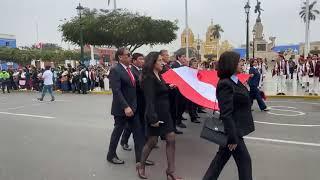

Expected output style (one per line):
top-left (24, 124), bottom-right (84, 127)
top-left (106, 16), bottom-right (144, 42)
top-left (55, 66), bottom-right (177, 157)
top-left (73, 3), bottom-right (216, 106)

top-left (136, 163), bottom-right (148, 179)
top-left (166, 171), bottom-right (183, 180)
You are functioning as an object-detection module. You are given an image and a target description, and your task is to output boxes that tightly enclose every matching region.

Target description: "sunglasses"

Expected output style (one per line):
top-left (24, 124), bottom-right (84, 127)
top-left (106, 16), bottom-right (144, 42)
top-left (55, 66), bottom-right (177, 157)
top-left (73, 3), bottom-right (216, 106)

top-left (123, 53), bottom-right (131, 57)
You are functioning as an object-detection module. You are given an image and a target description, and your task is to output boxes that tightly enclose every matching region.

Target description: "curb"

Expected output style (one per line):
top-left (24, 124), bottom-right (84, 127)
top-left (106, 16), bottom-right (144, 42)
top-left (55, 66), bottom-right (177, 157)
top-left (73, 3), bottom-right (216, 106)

top-left (267, 95), bottom-right (320, 100)
top-left (13, 90), bottom-right (113, 95)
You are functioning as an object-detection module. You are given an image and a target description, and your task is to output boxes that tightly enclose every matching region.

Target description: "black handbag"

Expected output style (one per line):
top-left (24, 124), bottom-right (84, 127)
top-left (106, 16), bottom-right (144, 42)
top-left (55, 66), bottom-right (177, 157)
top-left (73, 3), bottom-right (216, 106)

top-left (200, 114), bottom-right (228, 147)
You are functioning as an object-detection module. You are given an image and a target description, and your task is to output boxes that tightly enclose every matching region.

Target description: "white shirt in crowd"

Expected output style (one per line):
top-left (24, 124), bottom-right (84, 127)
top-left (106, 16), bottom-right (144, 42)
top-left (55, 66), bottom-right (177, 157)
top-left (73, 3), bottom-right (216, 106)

top-left (42, 70), bottom-right (54, 85)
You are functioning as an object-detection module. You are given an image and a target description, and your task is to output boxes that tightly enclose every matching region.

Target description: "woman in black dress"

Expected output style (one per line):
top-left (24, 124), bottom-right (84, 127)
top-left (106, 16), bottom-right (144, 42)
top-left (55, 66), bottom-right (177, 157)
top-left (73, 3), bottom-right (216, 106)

top-left (203, 51), bottom-right (254, 180)
top-left (137, 52), bottom-right (183, 180)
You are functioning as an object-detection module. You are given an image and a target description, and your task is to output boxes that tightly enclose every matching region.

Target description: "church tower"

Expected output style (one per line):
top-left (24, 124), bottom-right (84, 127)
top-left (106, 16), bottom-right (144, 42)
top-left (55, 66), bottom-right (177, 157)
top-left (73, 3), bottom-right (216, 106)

top-left (181, 27), bottom-right (195, 48)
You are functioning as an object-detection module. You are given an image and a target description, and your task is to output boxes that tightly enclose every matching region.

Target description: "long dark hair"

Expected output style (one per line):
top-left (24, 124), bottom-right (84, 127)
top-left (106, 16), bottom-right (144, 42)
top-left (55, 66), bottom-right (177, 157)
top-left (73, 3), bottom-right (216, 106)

top-left (217, 51), bottom-right (240, 79)
top-left (141, 51), bottom-right (161, 85)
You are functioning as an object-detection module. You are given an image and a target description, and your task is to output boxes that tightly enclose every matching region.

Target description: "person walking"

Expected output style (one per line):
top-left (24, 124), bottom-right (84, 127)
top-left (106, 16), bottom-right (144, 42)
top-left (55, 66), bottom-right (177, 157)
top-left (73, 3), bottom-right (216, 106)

top-left (160, 50), bottom-right (183, 135)
top-left (0, 70), bottom-right (10, 93)
top-left (106, 48), bottom-right (144, 166)
top-left (137, 52), bottom-right (183, 180)
top-left (38, 66), bottom-right (55, 102)
top-left (249, 59), bottom-right (269, 111)
top-left (288, 57), bottom-right (296, 80)
top-left (203, 51), bottom-right (254, 180)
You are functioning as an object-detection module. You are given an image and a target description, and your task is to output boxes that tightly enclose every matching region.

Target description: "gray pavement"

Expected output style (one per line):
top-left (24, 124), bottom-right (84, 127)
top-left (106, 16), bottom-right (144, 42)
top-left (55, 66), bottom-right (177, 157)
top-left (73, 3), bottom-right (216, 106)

top-left (0, 93), bottom-right (320, 180)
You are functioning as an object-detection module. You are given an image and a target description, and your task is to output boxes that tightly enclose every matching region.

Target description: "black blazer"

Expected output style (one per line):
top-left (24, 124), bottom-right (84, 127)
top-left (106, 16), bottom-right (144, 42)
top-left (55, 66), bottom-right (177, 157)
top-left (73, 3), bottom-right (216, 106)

top-left (131, 66), bottom-right (145, 115)
top-left (216, 78), bottom-right (255, 144)
top-left (109, 63), bottom-right (137, 116)
top-left (143, 74), bottom-right (171, 125)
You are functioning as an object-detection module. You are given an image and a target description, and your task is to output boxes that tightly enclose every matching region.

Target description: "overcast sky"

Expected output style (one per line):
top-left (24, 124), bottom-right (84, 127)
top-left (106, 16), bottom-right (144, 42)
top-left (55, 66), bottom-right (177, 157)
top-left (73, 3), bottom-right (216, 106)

top-left (2, 0), bottom-right (319, 54)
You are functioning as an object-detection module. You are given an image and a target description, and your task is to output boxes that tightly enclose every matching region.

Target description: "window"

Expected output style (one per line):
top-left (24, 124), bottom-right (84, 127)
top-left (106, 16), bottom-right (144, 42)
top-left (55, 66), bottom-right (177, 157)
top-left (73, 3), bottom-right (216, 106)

top-left (5, 42), bottom-right (10, 46)
top-left (257, 44), bottom-right (266, 51)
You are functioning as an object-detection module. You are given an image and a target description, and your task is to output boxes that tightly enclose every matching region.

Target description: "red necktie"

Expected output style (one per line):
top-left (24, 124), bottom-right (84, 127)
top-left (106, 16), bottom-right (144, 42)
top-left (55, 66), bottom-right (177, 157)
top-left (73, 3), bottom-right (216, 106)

top-left (126, 67), bottom-right (135, 86)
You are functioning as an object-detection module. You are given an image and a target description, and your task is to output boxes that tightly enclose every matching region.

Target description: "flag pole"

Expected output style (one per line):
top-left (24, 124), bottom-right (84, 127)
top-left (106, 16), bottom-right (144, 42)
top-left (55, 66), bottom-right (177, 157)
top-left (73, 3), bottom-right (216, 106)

top-left (185, 0), bottom-right (189, 60)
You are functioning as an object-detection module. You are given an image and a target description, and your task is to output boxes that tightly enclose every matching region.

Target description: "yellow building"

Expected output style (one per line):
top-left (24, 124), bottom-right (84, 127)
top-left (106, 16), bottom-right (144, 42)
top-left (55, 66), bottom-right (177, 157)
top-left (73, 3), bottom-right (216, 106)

top-left (180, 21), bottom-right (233, 61)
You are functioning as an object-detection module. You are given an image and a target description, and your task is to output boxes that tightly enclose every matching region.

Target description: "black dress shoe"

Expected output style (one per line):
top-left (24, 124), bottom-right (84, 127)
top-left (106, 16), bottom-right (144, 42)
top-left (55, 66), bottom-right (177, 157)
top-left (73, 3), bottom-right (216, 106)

top-left (145, 160), bottom-right (155, 166)
top-left (107, 157), bottom-right (125, 165)
top-left (191, 119), bottom-right (201, 123)
top-left (37, 98), bottom-right (43, 101)
top-left (121, 144), bottom-right (132, 151)
top-left (175, 130), bottom-right (183, 134)
top-left (197, 109), bottom-right (206, 113)
top-left (181, 117), bottom-right (187, 121)
top-left (262, 108), bottom-right (270, 112)
top-left (177, 123), bottom-right (187, 128)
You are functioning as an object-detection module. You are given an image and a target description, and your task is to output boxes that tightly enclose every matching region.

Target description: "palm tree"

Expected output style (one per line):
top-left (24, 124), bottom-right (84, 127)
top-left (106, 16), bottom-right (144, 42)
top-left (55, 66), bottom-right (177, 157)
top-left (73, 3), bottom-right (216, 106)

top-left (299, 1), bottom-right (319, 22)
top-left (212, 24), bottom-right (224, 39)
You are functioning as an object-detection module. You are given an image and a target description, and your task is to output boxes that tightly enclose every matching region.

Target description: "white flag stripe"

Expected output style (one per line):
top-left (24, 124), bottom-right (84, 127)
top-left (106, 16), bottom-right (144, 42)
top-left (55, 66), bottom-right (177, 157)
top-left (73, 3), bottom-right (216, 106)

top-left (173, 67), bottom-right (217, 102)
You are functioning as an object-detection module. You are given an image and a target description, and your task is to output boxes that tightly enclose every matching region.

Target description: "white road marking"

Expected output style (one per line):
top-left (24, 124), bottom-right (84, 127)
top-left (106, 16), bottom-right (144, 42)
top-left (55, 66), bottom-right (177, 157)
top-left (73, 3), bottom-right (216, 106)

top-left (267, 106), bottom-right (305, 116)
top-left (6, 103), bottom-right (43, 110)
top-left (0, 112), bottom-right (55, 119)
top-left (254, 121), bottom-right (320, 127)
top-left (246, 136), bottom-right (320, 147)
top-left (267, 100), bottom-right (320, 106)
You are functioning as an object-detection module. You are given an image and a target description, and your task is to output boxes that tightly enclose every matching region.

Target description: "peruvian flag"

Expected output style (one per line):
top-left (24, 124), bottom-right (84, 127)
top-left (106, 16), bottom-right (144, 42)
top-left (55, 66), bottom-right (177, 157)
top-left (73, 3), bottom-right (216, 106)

top-left (162, 67), bottom-right (250, 110)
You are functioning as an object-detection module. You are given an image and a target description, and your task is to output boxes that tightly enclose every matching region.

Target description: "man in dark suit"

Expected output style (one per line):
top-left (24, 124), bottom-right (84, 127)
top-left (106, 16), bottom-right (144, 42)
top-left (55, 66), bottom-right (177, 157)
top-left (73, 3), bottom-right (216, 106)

top-left (120, 53), bottom-right (145, 150)
top-left (160, 50), bottom-right (183, 134)
top-left (106, 48), bottom-right (144, 165)
top-left (170, 53), bottom-right (188, 129)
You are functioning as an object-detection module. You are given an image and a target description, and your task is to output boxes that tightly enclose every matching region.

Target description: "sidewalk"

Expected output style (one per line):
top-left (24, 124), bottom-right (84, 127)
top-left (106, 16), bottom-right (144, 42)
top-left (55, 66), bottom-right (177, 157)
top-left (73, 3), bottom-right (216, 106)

top-left (262, 72), bottom-right (320, 99)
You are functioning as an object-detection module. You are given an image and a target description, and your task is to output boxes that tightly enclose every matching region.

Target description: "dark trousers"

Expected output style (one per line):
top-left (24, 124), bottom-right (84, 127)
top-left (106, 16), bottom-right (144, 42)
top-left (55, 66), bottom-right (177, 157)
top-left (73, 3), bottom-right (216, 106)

top-left (175, 91), bottom-right (187, 125)
top-left (187, 100), bottom-right (198, 121)
top-left (169, 90), bottom-right (178, 130)
top-left (120, 114), bottom-right (146, 145)
top-left (1, 80), bottom-right (10, 93)
top-left (250, 87), bottom-right (266, 110)
top-left (107, 114), bottom-right (144, 163)
top-left (203, 138), bottom-right (252, 180)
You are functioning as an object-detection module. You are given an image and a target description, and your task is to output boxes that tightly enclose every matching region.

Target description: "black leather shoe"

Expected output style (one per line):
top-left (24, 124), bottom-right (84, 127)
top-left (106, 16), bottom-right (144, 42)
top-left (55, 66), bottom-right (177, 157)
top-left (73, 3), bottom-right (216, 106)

top-left (145, 160), bottom-right (155, 166)
top-left (181, 117), bottom-right (187, 121)
top-left (37, 98), bottom-right (43, 101)
top-left (121, 144), bottom-right (132, 151)
top-left (107, 157), bottom-right (125, 165)
top-left (177, 123), bottom-right (187, 128)
top-left (197, 109), bottom-right (206, 113)
top-left (191, 119), bottom-right (201, 123)
top-left (175, 130), bottom-right (183, 134)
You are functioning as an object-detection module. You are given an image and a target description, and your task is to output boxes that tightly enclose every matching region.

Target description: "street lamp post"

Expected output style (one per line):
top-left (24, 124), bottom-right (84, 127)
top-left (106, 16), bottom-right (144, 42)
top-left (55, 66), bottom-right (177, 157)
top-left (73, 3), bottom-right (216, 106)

top-left (76, 3), bottom-right (84, 64)
top-left (197, 35), bottom-right (201, 60)
top-left (244, 1), bottom-right (251, 61)
top-left (252, 29), bottom-right (256, 59)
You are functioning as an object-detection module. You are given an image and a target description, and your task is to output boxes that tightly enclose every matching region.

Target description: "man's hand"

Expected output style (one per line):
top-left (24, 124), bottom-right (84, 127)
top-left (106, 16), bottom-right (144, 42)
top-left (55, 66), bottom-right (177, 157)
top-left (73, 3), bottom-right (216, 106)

top-left (124, 107), bottom-right (134, 117)
top-left (151, 121), bottom-right (160, 127)
top-left (228, 144), bottom-right (237, 151)
top-left (169, 84), bottom-right (176, 89)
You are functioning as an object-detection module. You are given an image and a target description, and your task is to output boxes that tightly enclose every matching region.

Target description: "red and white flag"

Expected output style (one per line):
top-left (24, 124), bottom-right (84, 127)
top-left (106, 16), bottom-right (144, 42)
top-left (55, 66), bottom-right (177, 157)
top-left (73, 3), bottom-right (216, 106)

top-left (162, 67), bottom-right (250, 110)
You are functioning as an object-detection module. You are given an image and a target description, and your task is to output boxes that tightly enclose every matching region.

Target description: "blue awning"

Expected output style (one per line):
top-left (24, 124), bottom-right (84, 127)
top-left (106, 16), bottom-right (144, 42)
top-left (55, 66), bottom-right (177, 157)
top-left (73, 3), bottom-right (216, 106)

top-left (233, 48), bottom-right (247, 58)
top-left (272, 45), bottom-right (300, 53)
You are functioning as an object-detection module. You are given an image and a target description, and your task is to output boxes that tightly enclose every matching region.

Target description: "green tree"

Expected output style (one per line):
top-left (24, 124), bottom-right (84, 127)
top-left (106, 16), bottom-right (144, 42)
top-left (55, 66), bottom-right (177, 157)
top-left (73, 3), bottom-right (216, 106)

top-left (299, 1), bottom-right (320, 22)
top-left (59, 9), bottom-right (179, 52)
top-left (212, 24), bottom-right (224, 39)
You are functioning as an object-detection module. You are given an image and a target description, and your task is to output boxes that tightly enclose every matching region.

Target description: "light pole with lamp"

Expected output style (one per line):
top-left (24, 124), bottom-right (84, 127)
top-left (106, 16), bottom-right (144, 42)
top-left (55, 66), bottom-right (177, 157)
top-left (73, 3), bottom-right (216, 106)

top-left (244, 1), bottom-right (251, 61)
top-left (252, 29), bottom-right (256, 59)
top-left (197, 35), bottom-right (201, 60)
top-left (76, 3), bottom-right (84, 64)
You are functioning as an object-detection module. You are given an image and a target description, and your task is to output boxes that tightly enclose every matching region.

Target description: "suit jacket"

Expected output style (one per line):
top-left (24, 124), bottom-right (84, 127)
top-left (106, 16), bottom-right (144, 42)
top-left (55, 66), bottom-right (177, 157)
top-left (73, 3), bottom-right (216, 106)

top-left (109, 63), bottom-right (137, 116)
top-left (315, 61), bottom-right (320, 77)
top-left (131, 66), bottom-right (145, 116)
top-left (217, 78), bottom-right (255, 144)
top-left (248, 67), bottom-right (261, 88)
top-left (170, 61), bottom-right (182, 69)
top-left (143, 73), bottom-right (171, 125)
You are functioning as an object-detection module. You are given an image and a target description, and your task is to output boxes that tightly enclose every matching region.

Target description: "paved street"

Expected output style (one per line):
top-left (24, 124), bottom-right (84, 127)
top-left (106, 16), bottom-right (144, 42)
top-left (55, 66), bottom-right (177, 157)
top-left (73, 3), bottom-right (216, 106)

top-left (0, 93), bottom-right (319, 180)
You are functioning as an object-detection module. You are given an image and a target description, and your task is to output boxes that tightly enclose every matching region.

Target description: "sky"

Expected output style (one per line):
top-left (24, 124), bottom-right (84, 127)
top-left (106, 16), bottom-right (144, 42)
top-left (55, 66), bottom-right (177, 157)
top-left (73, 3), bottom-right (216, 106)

top-left (1, 0), bottom-right (319, 54)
